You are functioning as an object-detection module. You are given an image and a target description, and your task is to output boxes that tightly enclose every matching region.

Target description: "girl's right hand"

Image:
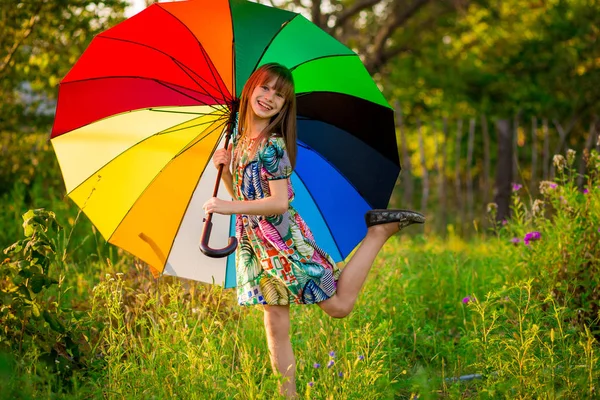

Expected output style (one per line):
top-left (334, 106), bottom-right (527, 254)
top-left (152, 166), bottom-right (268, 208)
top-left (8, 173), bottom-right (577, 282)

top-left (213, 143), bottom-right (233, 170)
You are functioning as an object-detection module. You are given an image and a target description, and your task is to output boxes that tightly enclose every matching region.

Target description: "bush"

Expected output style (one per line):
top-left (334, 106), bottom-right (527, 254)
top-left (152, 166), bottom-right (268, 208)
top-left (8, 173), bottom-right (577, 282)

top-left (496, 149), bottom-right (600, 337)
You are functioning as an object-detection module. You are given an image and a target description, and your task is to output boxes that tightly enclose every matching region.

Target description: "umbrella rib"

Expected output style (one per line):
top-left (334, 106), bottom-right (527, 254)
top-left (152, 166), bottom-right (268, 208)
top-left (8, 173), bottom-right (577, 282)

top-left (154, 80), bottom-right (226, 114)
top-left (291, 165), bottom-right (344, 261)
top-left (107, 117), bottom-right (231, 266)
top-left (169, 59), bottom-right (230, 110)
top-left (97, 35), bottom-right (228, 103)
top-left (153, 4), bottom-right (232, 103)
top-left (297, 139), bottom-right (379, 215)
top-left (59, 76), bottom-right (224, 113)
top-left (249, 14), bottom-right (301, 78)
top-left (65, 113), bottom-right (226, 197)
top-left (288, 53), bottom-right (356, 72)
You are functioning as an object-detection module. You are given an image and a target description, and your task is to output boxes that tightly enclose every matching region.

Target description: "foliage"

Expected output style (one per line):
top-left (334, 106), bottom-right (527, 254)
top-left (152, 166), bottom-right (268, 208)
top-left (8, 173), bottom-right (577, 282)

top-left (498, 148), bottom-right (600, 337)
top-left (0, 209), bottom-right (89, 393)
top-left (0, 0), bottom-right (128, 132)
top-left (387, 0), bottom-right (600, 124)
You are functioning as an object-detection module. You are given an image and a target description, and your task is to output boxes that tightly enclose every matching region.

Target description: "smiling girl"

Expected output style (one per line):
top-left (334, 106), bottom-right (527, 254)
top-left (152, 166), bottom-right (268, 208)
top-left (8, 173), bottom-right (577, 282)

top-left (203, 63), bottom-right (424, 398)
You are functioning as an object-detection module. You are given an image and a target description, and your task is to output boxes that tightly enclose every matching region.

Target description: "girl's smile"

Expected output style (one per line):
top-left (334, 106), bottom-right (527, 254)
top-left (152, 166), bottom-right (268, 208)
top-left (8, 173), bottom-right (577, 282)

top-left (250, 77), bottom-right (285, 121)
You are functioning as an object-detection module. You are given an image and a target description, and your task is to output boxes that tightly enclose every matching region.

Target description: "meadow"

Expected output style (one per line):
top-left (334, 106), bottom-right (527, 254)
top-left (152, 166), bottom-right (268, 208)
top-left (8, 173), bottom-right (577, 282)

top-left (1, 135), bottom-right (599, 399)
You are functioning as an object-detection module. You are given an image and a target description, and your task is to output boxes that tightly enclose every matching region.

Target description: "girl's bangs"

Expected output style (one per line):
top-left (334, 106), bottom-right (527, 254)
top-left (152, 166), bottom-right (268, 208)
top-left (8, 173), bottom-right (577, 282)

top-left (261, 71), bottom-right (294, 99)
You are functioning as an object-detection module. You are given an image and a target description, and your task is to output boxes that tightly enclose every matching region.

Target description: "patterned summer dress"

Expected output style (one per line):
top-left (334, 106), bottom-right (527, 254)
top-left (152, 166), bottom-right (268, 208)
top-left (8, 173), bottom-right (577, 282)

top-left (232, 132), bottom-right (340, 306)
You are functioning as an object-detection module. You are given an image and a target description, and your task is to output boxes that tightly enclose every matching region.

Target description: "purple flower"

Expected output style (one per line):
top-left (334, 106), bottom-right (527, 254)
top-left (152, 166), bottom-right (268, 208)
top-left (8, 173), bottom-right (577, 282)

top-left (329, 351), bottom-right (336, 358)
top-left (524, 231), bottom-right (541, 246)
top-left (502, 219), bottom-right (508, 226)
top-left (512, 183), bottom-right (522, 192)
top-left (583, 188), bottom-right (589, 194)
top-left (327, 360), bottom-right (335, 368)
top-left (550, 183), bottom-right (558, 189)
top-left (313, 363), bottom-right (320, 369)
top-left (338, 372), bottom-right (344, 378)
top-left (510, 237), bottom-right (520, 245)
top-left (462, 296), bottom-right (471, 304)
top-left (358, 355), bottom-right (365, 361)
top-left (597, 228), bottom-right (600, 233)
top-left (308, 381), bottom-right (314, 387)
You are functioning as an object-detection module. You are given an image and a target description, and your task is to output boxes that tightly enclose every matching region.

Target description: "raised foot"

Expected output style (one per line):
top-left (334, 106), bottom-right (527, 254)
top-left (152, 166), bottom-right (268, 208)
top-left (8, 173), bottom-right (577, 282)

top-left (365, 209), bottom-right (425, 231)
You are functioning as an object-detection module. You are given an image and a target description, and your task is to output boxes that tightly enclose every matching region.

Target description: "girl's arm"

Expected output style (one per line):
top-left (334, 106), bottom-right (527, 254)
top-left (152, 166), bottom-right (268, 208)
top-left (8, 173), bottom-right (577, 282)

top-left (203, 178), bottom-right (288, 216)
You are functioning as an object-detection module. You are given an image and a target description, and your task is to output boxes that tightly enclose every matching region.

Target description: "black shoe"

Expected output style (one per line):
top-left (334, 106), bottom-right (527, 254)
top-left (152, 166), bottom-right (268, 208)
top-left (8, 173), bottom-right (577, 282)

top-left (365, 209), bottom-right (425, 230)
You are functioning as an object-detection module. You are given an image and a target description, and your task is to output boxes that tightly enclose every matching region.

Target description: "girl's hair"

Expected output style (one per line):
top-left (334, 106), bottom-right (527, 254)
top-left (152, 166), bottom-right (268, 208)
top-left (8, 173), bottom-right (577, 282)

top-left (237, 62), bottom-right (297, 168)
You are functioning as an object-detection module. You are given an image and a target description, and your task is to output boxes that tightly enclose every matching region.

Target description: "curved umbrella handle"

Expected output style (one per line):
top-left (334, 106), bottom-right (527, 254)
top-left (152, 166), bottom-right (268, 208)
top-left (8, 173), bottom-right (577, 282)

top-left (199, 212), bottom-right (238, 258)
top-left (199, 103), bottom-right (239, 258)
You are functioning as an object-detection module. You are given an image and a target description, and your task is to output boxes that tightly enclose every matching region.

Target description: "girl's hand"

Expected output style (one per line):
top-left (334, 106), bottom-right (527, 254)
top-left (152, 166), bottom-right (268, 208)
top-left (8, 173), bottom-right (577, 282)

top-left (203, 197), bottom-right (235, 215)
top-left (213, 143), bottom-right (233, 170)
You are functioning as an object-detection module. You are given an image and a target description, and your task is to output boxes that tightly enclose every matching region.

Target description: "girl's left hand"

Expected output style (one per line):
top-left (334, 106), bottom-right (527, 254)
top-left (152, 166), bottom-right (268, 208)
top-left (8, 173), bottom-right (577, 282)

top-left (202, 197), bottom-right (235, 215)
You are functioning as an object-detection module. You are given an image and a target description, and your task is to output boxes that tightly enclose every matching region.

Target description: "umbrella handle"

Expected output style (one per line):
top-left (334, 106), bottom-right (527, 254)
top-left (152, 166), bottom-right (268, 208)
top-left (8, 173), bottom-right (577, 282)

top-left (199, 101), bottom-right (240, 258)
top-left (199, 212), bottom-right (238, 258)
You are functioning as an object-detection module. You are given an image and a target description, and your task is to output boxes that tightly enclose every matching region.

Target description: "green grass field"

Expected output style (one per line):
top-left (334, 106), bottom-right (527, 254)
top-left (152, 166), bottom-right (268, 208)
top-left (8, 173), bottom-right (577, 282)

top-left (1, 138), bottom-right (599, 399)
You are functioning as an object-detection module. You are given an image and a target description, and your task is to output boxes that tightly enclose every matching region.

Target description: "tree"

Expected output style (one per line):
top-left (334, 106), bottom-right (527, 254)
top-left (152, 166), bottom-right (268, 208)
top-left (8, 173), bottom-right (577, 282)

top-left (0, 0), bottom-right (127, 132)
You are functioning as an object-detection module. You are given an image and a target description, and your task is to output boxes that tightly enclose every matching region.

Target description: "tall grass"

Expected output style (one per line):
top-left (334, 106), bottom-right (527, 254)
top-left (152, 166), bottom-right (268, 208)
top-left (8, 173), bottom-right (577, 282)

top-left (1, 142), bottom-right (599, 398)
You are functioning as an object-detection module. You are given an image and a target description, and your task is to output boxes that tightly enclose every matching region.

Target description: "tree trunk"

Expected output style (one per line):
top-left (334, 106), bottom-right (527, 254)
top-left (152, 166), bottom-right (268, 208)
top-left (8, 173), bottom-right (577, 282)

top-left (455, 119), bottom-right (463, 224)
top-left (578, 116), bottom-right (597, 189)
top-left (439, 117), bottom-right (448, 233)
top-left (494, 119), bottom-right (513, 222)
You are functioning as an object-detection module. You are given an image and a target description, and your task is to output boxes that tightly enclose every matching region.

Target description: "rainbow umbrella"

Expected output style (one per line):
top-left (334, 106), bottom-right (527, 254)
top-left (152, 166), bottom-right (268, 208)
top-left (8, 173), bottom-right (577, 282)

top-left (51, 0), bottom-right (400, 287)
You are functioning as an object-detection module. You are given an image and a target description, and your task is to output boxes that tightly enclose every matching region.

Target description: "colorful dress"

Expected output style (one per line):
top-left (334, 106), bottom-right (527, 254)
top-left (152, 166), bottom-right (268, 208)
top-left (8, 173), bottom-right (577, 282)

top-left (232, 133), bottom-right (340, 306)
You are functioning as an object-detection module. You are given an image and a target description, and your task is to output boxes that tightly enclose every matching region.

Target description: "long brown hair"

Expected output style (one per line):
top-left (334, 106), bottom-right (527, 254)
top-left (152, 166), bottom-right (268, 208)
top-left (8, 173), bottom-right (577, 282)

top-left (237, 63), bottom-right (297, 168)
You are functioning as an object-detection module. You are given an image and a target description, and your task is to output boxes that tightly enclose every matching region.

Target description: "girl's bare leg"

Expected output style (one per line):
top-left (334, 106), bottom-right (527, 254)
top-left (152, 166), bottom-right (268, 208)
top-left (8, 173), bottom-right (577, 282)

top-left (318, 222), bottom-right (400, 318)
top-left (263, 305), bottom-right (297, 399)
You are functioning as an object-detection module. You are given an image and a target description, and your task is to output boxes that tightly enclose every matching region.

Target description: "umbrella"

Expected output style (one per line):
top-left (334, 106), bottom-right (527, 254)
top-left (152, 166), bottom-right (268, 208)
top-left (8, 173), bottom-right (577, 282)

top-left (50, 0), bottom-right (400, 288)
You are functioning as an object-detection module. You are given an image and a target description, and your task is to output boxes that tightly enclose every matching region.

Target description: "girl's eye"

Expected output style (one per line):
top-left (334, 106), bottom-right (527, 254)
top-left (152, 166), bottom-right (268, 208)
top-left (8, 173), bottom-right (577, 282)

top-left (276, 93), bottom-right (284, 98)
top-left (261, 86), bottom-right (269, 91)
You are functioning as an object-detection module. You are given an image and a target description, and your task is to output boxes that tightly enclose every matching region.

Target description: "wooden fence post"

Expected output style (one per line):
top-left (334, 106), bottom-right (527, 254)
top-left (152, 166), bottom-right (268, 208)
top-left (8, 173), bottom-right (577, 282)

top-left (530, 117), bottom-right (538, 193)
top-left (455, 119), bottom-right (464, 227)
top-left (396, 107), bottom-right (413, 208)
top-left (439, 118), bottom-right (449, 232)
top-left (543, 118), bottom-right (549, 180)
top-left (495, 119), bottom-right (513, 222)
top-left (578, 116), bottom-right (598, 189)
top-left (481, 115), bottom-right (491, 205)
top-left (466, 118), bottom-right (476, 223)
top-left (417, 119), bottom-right (429, 213)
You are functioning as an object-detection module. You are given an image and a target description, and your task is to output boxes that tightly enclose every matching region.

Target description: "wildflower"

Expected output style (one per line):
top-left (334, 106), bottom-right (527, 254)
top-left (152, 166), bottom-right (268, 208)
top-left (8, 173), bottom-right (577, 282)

top-left (512, 183), bottom-right (522, 192)
top-left (327, 360), bottom-right (335, 368)
top-left (358, 355), bottom-right (365, 361)
top-left (502, 219), bottom-right (508, 226)
top-left (531, 199), bottom-right (544, 217)
top-left (338, 372), bottom-right (344, 378)
top-left (510, 237), bottom-right (520, 245)
top-left (487, 202), bottom-right (498, 214)
top-left (553, 154), bottom-right (566, 172)
top-left (329, 351), bottom-right (336, 358)
top-left (308, 381), bottom-right (314, 387)
top-left (462, 296), bottom-right (471, 304)
top-left (313, 363), bottom-right (320, 369)
top-left (566, 149), bottom-right (576, 166)
top-left (524, 231), bottom-right (541, 246)
top-left (583, 188), bottom-right (589, 194)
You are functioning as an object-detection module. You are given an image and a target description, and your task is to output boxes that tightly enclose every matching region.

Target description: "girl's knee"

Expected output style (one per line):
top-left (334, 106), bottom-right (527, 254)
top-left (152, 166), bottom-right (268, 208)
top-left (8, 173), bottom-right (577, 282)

top-left (264, 305), bottom-right (290, 336)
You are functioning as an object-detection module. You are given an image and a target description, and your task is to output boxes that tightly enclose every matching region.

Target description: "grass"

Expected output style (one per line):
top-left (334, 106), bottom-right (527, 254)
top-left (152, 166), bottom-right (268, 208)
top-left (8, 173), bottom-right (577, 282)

top-left (1, 140), bottom-right (599, 398)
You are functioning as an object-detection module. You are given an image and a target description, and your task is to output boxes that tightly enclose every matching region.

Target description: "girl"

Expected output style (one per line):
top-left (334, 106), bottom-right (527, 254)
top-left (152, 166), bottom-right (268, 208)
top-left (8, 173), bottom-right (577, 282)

top-left (202, 63), bottom-right (424, 398)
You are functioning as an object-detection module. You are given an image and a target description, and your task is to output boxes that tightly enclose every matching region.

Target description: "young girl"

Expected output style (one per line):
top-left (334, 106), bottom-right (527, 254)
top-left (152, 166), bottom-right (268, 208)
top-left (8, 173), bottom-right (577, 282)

top-left (202, 63), bottom-right (424, 398)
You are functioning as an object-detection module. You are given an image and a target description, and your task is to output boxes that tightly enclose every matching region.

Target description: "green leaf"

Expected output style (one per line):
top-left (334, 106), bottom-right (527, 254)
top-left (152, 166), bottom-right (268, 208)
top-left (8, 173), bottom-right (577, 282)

top-left (43, 310), bottom-right (65, 333)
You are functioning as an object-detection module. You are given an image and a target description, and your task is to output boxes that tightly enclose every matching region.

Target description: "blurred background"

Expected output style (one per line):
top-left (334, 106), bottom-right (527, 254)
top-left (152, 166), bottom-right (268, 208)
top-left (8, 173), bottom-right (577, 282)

top-left (1, 0), bottom-right (599, 249)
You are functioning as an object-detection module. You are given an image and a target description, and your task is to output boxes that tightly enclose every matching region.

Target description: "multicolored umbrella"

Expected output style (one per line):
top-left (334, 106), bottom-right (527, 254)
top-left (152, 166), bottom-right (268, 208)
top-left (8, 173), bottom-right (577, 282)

top-left (51, 0), bottom-right (400, 287)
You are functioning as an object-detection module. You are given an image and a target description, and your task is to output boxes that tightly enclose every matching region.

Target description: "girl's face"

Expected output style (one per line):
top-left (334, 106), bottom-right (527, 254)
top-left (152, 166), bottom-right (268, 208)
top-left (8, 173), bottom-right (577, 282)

top-left (249, 77), bottom-right (285, 121)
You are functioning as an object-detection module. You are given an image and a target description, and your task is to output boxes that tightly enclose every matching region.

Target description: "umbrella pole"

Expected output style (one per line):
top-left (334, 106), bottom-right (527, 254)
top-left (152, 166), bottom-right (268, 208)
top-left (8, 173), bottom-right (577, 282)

top-left (199, 102), bottom-right (239, 258)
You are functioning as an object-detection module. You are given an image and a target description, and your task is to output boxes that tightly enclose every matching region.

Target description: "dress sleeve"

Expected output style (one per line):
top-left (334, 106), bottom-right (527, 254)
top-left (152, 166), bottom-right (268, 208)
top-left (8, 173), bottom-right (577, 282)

top-left (260, 136), bottom-right (292, 181)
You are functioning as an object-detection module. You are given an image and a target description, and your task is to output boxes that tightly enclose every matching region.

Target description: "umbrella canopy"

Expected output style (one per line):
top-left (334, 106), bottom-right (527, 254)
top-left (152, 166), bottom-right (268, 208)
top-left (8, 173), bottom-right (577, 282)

top-left (51, 0), bottom-right (400, 288)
